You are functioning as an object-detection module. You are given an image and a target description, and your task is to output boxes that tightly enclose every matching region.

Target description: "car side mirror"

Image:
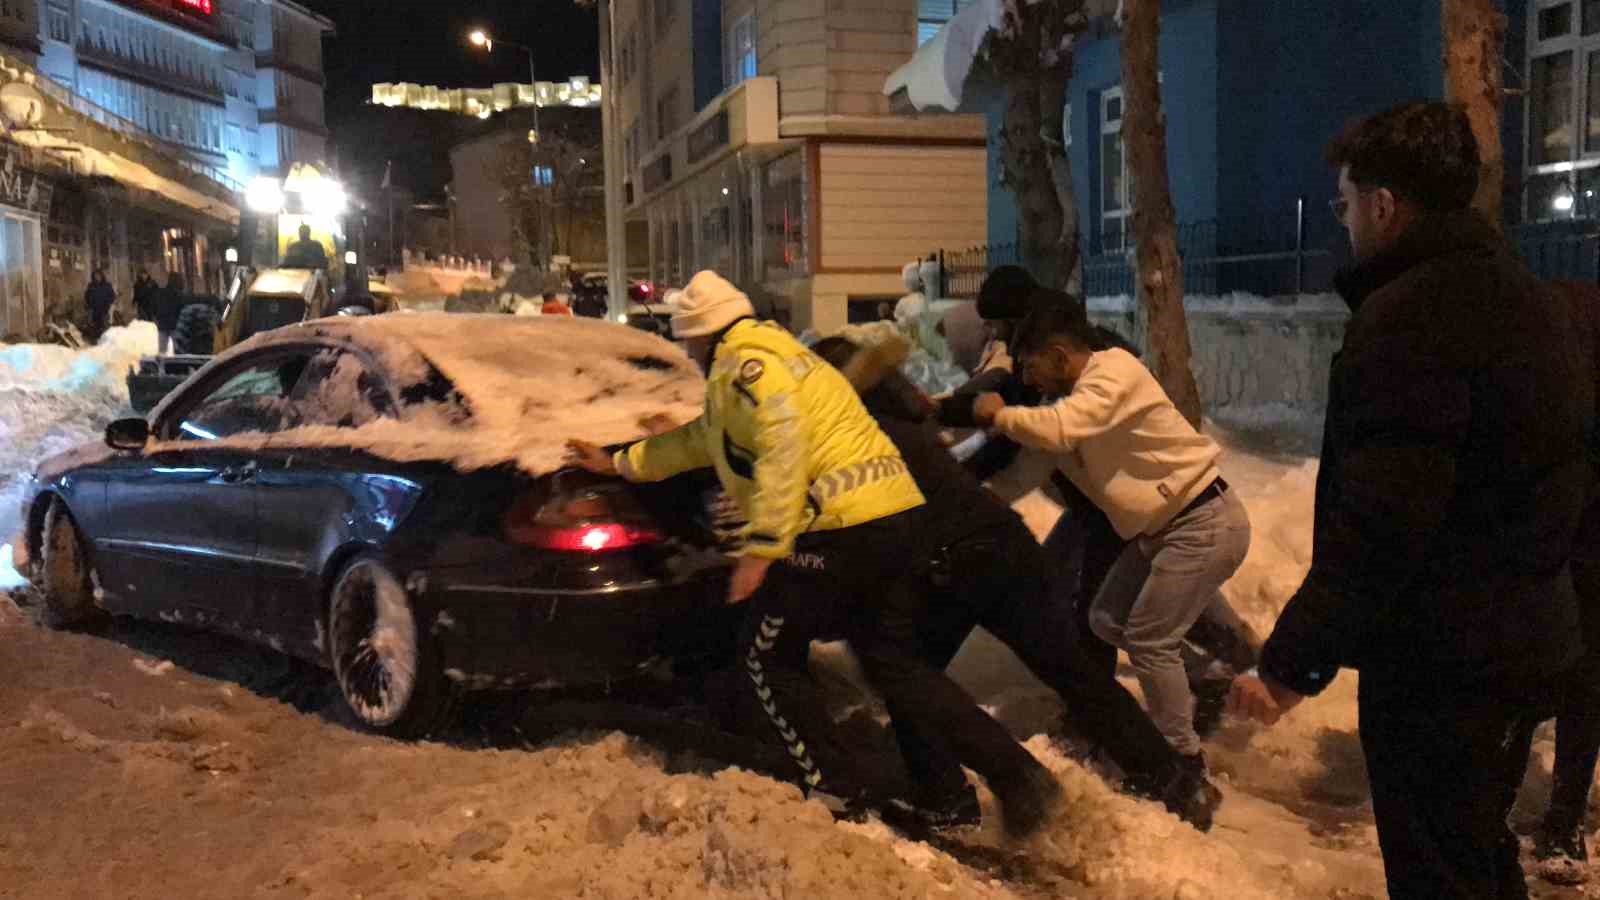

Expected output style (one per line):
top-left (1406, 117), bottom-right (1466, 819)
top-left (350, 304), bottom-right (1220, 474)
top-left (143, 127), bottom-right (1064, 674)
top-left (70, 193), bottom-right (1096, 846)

top-left (105, 418), bottom-right (150, 451)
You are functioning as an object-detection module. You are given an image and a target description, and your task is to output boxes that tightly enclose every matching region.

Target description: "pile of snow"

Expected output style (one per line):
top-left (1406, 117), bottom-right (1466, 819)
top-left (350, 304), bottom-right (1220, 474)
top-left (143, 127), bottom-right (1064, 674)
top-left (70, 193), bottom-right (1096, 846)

top-left (0, 322), bottom-right (153, 587)
top-left (802, 321), bottom-right (972, 398)
top-left (145, 314), bottom-right (706, 478)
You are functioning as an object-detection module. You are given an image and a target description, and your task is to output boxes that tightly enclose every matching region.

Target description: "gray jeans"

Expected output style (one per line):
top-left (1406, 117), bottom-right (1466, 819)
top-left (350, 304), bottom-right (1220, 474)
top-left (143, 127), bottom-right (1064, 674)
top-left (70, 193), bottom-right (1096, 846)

top-left (1089, 487), bottom-right (1252, 756)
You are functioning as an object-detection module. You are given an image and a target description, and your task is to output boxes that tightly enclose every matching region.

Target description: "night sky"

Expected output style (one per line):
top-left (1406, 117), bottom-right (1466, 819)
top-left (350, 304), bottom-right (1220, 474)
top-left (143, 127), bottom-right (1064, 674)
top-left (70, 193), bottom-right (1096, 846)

top-left (298, 0), bottom-right (602, 200)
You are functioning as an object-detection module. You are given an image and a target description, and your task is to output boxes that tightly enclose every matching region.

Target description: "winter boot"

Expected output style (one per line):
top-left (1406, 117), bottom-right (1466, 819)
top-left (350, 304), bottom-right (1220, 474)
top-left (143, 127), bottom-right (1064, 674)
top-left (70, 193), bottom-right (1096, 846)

top-left (882, 783), bottom-right (983, 834)
top-left (1160, 753), bottom-right (1224, 833)
top-left (991, 764), bottom-right (1066, 840)
top-left (1535, 820), bottom-right (1591, 885)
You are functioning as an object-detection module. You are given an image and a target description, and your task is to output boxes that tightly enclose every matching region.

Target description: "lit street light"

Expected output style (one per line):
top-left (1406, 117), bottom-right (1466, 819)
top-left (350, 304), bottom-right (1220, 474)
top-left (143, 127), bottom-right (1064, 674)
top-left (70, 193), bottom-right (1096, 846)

top-left (467, 27), bottom-right (539, 143)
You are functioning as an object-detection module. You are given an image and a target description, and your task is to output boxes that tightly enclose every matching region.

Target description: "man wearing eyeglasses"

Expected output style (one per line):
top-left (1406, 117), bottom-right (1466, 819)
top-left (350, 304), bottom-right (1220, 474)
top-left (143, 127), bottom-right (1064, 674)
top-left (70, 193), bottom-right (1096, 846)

top-left (1229, 103), bottom-right (1594, 899)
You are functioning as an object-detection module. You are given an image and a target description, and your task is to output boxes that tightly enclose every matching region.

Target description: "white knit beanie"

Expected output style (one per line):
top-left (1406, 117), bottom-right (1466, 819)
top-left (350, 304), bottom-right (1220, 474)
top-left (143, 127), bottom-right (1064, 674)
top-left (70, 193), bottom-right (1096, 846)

top-left (671, 270), bottom-right (757, 339)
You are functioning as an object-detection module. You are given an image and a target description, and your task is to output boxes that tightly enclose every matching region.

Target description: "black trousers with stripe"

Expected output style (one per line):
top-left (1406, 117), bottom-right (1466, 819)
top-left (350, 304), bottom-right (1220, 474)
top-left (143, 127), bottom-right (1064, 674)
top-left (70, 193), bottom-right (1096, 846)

top-left (737, 508), bottom-right (1048, 804)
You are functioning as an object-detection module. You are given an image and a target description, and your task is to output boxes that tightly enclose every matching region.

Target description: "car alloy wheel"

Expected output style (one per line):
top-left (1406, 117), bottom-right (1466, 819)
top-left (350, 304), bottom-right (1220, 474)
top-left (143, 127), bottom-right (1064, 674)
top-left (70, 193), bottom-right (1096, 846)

top-left (39, 499), bottom-right (105, 629)
top-left (328, 557), bottom-right (450, 737)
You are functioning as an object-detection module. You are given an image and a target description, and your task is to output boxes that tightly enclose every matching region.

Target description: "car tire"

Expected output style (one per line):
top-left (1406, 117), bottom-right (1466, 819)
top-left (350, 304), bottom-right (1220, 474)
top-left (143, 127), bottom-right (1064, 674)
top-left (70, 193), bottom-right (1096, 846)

top-left (327, 557), bottom-right (453, 738)
top-left (38, 499), bottom-right (106, 630)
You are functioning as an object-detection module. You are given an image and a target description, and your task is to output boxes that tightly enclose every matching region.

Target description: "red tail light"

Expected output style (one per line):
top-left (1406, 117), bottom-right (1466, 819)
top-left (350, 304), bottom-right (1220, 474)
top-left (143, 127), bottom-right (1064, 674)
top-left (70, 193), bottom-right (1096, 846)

top-left (504, 477), bottom-right (663, 552)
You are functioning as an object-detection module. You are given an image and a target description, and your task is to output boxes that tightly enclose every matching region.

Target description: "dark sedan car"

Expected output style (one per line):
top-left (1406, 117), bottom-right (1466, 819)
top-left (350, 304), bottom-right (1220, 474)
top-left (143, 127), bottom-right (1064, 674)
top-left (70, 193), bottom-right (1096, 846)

top-left (16, 314), bottom-right (736, 737)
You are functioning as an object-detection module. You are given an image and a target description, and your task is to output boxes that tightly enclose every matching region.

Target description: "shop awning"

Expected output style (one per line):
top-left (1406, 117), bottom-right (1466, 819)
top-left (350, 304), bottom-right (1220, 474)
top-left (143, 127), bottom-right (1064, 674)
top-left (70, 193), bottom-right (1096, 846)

top-left (883, 0), bottom-right (1001, 113)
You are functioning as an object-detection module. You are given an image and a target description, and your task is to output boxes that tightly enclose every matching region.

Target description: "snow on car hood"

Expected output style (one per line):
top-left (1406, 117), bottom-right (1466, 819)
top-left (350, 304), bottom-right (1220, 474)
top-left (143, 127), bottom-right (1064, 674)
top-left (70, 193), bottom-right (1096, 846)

top-left (148, 314), bottom-right (706, 477)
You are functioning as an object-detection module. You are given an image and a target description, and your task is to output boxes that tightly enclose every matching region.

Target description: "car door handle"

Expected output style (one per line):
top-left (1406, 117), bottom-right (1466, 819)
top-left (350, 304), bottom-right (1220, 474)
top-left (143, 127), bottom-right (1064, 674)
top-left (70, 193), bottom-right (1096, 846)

top-left (220, 462), bottom-right (258, 484)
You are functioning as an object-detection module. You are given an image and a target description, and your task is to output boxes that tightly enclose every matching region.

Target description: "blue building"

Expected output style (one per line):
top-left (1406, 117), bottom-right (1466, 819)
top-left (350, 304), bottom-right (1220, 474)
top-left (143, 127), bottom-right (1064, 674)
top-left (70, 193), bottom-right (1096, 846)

top-left (893, 0), bottom-right (1594, 295)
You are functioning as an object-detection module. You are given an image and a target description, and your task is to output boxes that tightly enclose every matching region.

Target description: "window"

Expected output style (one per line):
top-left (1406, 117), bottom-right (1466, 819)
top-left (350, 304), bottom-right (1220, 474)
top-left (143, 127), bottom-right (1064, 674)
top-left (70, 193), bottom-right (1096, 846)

top-left (726, 13), bottom-right (757, 86)
top-left (1533, 52), bottom-right (1575, 165)
top-left (1099, 87), bottom-right (1129, 253)
top-left (917, 0), bottom-right (972, 46)
top-left (762, 152), bottom-right (807, 276)
top-left (656, 83), bottom-right (681, 141)
top-left (532, 165), bottom-right (554, 186)
top-left (168, 353), bottom-right (313, 441)
top-left (282, 350), bottom-right (394, 429)
top-left (1545, 2), bottom-right (1576, 39)
top-left (624, 118), bottom-right (639, 170)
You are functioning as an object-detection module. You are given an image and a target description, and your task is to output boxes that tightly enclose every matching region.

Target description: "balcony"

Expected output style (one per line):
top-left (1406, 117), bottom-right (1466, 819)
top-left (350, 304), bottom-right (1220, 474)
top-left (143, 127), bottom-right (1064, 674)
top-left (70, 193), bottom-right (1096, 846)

top-left (258, 107), bottom-right (329, 137)
top-left (254, 51), bottom-right (325, 87)
top-left (77, 39), bottom-right (226, 106)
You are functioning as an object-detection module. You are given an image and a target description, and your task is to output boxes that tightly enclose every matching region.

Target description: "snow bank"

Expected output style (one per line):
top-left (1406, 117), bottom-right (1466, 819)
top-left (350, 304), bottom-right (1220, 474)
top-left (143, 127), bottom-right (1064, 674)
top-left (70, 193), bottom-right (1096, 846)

top-left (0, 323), bottom-right (153, 586)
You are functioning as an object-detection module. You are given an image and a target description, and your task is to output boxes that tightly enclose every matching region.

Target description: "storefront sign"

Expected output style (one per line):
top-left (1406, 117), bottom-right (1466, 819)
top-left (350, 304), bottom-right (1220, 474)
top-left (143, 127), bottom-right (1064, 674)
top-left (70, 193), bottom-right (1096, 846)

top-left (0, 150), bottom-right (53, 218)
top-left (686, 111), bottom-right (730, 165)
top-left (641, 153), bottom-right (673, 194)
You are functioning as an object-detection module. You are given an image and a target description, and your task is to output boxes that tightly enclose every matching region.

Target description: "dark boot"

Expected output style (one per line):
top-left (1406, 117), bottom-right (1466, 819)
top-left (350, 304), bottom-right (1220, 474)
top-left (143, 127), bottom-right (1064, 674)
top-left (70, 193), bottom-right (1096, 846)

top-left (883, 783), bottom-right (983, 834)
top-left (1535, 820), bottom-right (1590, 885)
top-left (991, 764), bottom-right (1066, 840)
top-left (1160, 753), bottom-right (1223, 833)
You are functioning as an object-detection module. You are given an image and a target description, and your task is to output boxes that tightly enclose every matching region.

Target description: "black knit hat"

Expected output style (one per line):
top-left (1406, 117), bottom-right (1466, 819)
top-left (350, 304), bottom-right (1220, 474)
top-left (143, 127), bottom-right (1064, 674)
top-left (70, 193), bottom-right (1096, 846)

top-left (976, 265), bottom-right (1040, 321)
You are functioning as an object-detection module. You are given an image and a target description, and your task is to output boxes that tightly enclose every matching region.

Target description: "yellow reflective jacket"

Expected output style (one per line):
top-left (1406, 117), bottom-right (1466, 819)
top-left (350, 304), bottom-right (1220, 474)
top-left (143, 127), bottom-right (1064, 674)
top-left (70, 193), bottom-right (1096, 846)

top-left (615, 319), bottom-right (925, 559)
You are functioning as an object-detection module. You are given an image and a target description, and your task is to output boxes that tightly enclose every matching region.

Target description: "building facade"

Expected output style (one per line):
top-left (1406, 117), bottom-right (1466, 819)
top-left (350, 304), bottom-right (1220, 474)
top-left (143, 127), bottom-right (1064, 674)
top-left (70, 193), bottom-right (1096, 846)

top-left (35, 0), bottom-right (332, 188)
top-left (897, 0), bottom-right (1587, 297)
top-left (614, 0), bottom-right (992, 332)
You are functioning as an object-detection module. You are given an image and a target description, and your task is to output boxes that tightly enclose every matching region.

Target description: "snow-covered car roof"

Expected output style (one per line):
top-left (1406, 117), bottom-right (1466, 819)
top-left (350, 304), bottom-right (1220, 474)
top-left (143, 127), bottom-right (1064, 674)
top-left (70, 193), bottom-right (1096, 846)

top-left (148, 313), bottom-right (705, 477)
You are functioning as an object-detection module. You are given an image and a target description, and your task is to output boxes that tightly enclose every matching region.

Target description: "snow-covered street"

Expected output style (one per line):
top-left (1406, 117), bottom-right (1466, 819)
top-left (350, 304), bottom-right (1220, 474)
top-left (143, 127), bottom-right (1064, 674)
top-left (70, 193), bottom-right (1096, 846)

top-left (0, 329), bottom-right (1592, 899)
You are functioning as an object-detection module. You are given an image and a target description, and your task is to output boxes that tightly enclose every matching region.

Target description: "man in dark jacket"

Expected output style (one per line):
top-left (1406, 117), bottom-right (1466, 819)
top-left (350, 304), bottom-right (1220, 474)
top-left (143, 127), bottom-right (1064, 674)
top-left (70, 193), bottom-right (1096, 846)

top-left (83, 269), bottom-right (115, 342)
top-left (815, 334), bottom-right (1224, 831)
top-left (1229, 103), bottom-right (1594, 900)
top-left (154, 273), bottom-right (188, 355)
top-left (132, 268), bottom-right (158, 323)
top-left (282, 224), bottom-right (329, 270)
top-left (1532, 282), bottom-right (1600, 884)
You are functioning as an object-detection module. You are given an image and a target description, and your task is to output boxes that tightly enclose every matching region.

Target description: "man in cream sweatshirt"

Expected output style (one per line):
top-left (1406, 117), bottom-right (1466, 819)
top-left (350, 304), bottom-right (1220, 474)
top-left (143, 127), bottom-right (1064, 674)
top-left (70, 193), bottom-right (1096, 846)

top-left (975, 304), bottom-right (1251, 767)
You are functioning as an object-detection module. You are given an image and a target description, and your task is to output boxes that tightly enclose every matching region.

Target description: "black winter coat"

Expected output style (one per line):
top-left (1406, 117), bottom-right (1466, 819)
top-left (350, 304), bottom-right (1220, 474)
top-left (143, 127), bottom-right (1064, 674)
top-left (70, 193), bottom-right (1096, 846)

top-left (84, 281), bottom-right (115, 320)
top-left (1260, 211), bottom-right (1595, 698)
top-left (155, 285), bottom-right (189, 331)
top-left (133, 279), bottom-right (158, 321)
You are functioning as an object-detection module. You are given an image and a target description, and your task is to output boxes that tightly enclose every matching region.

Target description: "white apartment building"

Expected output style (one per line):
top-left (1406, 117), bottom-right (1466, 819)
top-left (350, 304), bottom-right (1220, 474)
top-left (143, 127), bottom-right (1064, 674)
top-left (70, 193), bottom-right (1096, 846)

top-left (35, 0), bottom-right (332, 186)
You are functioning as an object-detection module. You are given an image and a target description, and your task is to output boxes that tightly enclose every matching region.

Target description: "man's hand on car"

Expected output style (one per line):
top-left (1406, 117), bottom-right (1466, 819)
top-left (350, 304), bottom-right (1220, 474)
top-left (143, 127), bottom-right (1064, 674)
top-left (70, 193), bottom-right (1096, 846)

top-left (973, 392), bottom-right (1006, 426)
top-left (727, 556), bottom-right (774, 605)
top-left (567, 439), bottom-right (618, 476)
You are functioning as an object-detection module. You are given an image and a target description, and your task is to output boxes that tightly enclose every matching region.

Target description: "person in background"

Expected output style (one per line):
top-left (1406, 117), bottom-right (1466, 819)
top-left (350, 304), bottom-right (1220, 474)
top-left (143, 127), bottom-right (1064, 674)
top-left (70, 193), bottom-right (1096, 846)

top-left (1228, 103), bottom-right (1593, 900)
top-left (282, 224), bottom-right (329, 270)
top-left (154, 272), bottom-right (188, 355)
top-left (569, 270), bottom-right (1064, 837)
top-left (975, 304), bottom-right (1252, 781)
top-left (541, 291), bottom-right (573, 317)
top-left (815, 332), bottom-right (1225, 831)
top-left (132, 268), bottom-right (158, 324)
top-left (1529, 281), bottom-right (1600, 886)
top-left (83, 269), bottom-right (115, 343)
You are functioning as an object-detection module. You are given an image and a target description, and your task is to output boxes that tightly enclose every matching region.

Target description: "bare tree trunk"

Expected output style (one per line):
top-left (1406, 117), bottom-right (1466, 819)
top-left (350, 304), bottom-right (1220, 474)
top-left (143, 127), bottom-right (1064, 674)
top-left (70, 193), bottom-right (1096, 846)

top-left (1120, 0), bottom-right (1202, 428)
top-left (1039, 73), bottom-right (1084, 297)
top-left (1001, 79), bottom-right (1066, 290)
top-left (1443, 0), bottom-right (1507, 229)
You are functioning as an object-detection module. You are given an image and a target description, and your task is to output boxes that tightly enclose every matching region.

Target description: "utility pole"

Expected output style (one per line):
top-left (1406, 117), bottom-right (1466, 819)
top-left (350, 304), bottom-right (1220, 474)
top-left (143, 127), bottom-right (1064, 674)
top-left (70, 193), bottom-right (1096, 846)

top-left (599, 0), bottom-right (628, 320)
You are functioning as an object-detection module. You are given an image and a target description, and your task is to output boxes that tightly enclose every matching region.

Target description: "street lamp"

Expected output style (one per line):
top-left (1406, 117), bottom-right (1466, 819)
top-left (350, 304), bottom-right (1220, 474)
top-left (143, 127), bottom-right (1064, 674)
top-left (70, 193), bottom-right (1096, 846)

top-left (467, 27), bottom-right (539, 143)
